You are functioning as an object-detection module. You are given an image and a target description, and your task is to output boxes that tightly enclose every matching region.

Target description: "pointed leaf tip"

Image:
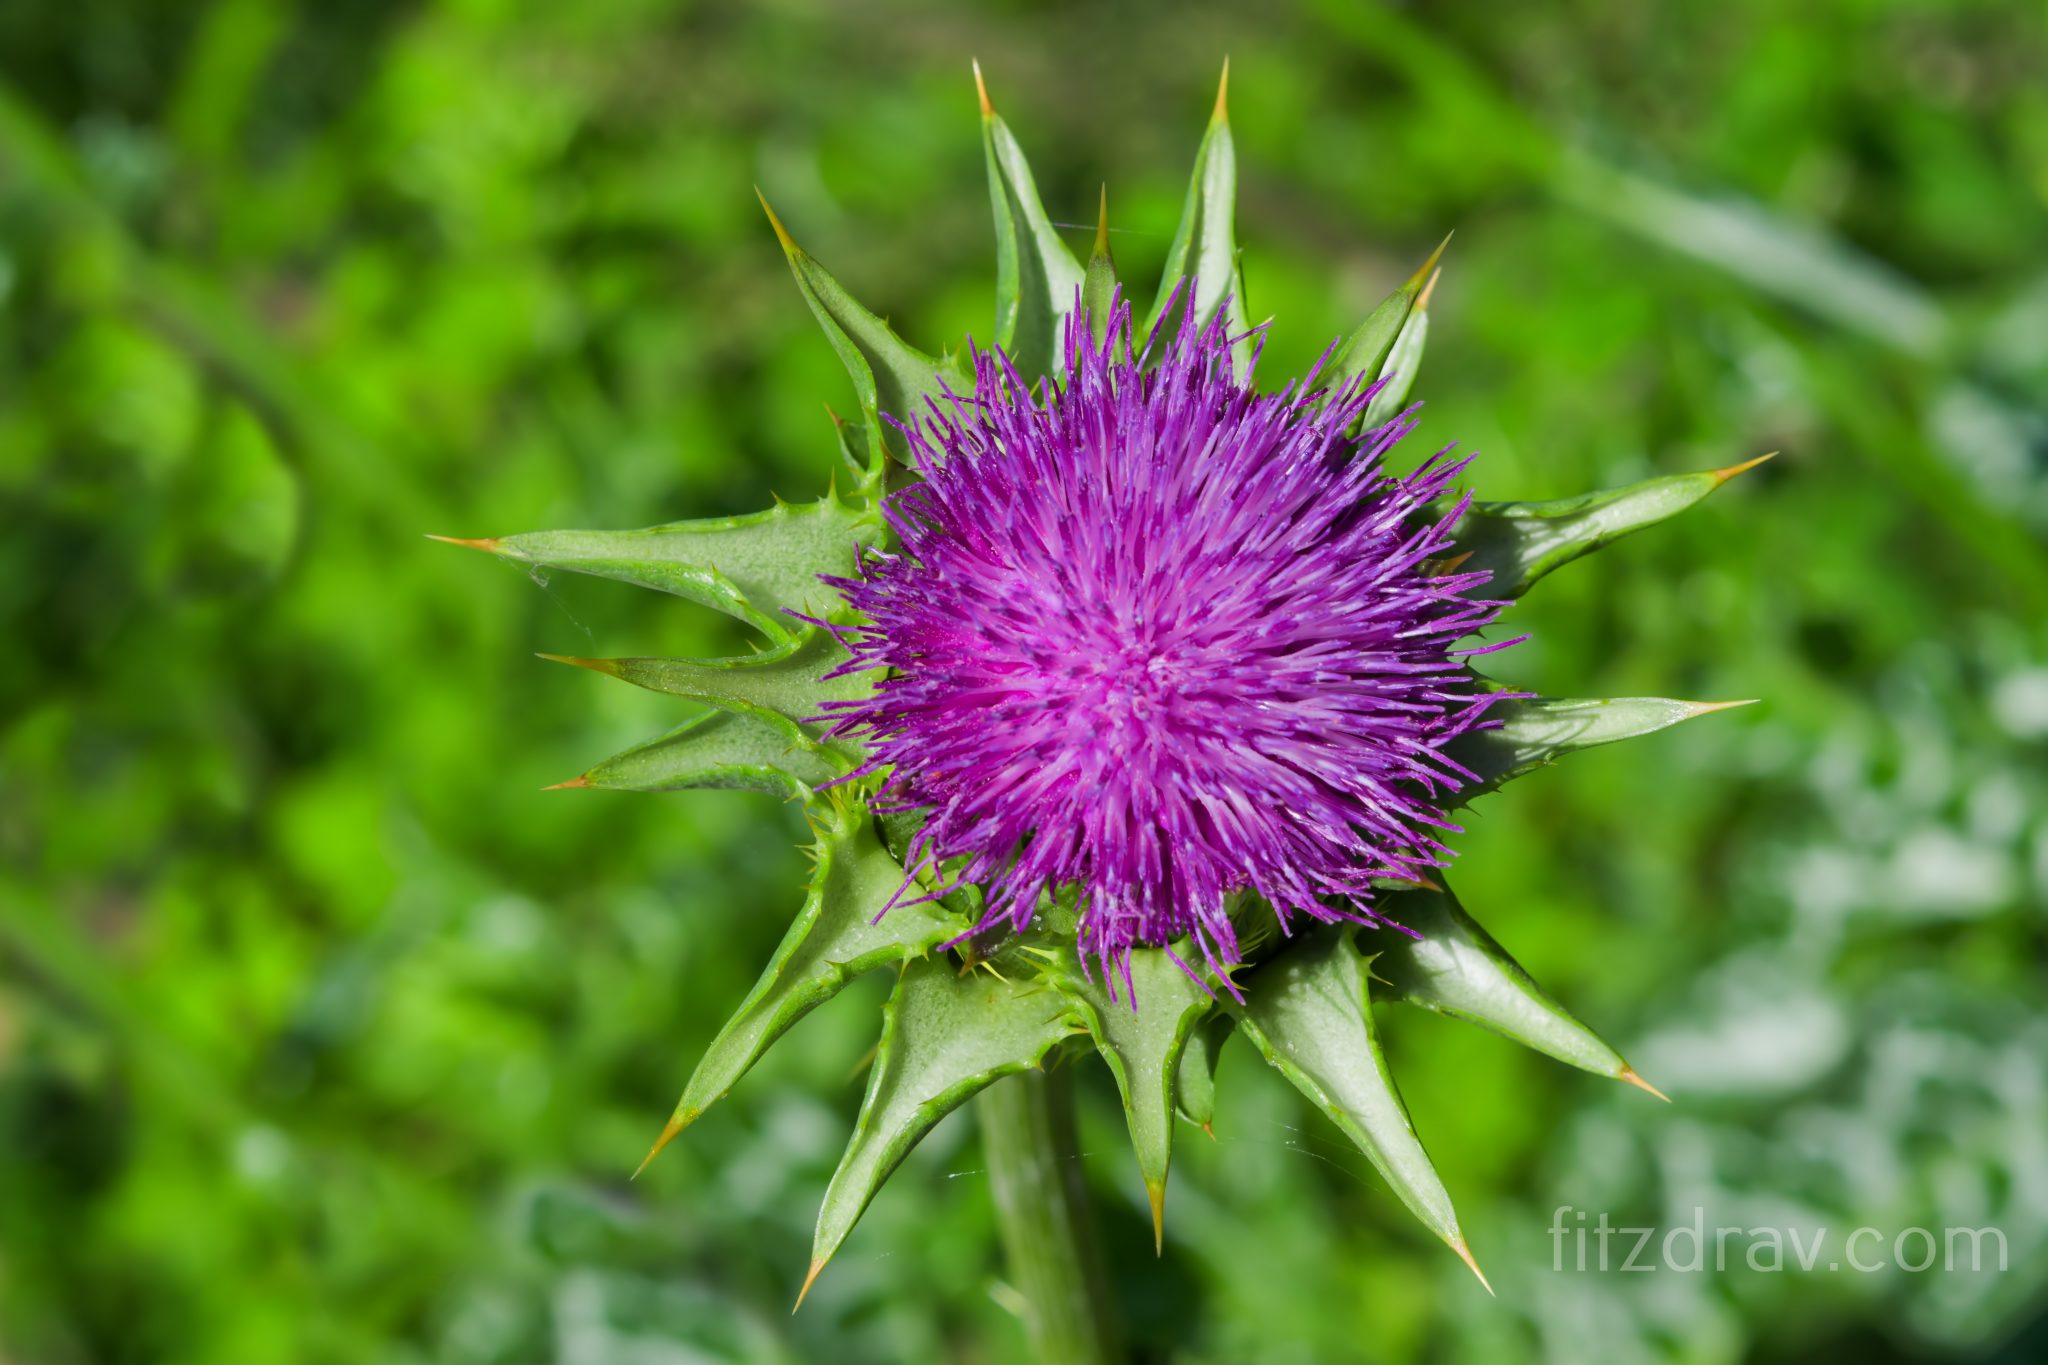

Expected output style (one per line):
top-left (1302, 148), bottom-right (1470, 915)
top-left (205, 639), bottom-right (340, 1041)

top-left (1453, 1238), bottom-right (1495, 1295)
top-left (1376, 883), bottom-right (1633, 1086)
top-left (667, 806), bottom-right (948, 1137)
top-left (632, 1115), bottom-right (687, 1180)
top-left (1083, 184), bottom-right (1119, 349)
top-left (485, 498), bottom-right (882, 639)
top-left (754, 187), bottom-right (796, 254)
top-left (1713, 450), bottom-right (1779, 484)
top-left (541, 775), bottom-right (590, 791)
top-left (1454, 462), bottom-right (1751, 599)
top-left (812, 960), bottom-right (1074, 1270)
top-left (1445, 695), bottom-right (1734, 803)
top-left (1684, 698), bottom-right (1761, 717)
top-left (1415, 266), bottom-right (1443, 312)
top-left (536, 652), bottom-right (620, 676)
top-left (1409, 231), bottom-right (1453, 295)
top-left (1619, 1067), bottom-right (1671, 1103)
top-left (1061, 947), bottom-right (1213, 1240)
top-left (1144, 75), bottom-right (1251, 369)
top-left (972, 58), bottom-right (992, 116)
top-left (763, 190), bottom-right (950, 463)
top-left (1327, 233), bottom-right (1446, 415)
top-left (425, 534), bottom-right (501, 552)
top-left (793, 1258), bottom-right (826, 1313)
top-left (1239, 928), bottom-right (1465, 1252)
top-left (982, 95), bottom-right (1087, 382)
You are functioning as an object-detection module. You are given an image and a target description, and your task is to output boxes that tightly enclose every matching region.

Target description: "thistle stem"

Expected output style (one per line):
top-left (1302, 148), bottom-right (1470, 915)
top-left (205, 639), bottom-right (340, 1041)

top-left (976, 1068), bottom-right (1122, 1364)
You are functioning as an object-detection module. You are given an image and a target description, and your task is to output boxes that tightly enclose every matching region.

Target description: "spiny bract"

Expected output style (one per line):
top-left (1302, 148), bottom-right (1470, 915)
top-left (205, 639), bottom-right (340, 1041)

top-left (441, 63), bottom-right (1762, 1293)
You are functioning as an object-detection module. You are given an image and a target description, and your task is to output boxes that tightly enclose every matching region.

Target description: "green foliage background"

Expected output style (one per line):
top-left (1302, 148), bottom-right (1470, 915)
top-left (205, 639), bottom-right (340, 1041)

top-left (3, 1), bottom-right (2046, 1361)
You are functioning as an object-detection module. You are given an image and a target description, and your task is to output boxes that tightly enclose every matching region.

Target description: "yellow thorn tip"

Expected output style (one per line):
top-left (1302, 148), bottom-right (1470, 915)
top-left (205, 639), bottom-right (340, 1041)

top-left (1619, 1067), bottom-right (1672, 1103)
top-left (793, 1258), bottom-right (827, 1313)
top-left (1213, 57), bottom-right (1230, 120)
top-left (1712, 450), bottom-right (1778, 484)
top-left (1452, 1237), bottom-right (1494, 1295)
top-left (632, 1115), bottom-right (688, 1180)
top-left (425, 534), bottom-right (500, 552)
top-left (754, 186), bottom-right (796, 254)
top-left (1093, 184), bottom-right (1111, 260)
top-left (972, 59), bottom-right (992, 116)
top-left (1407, 230), bottom-right (1455, 296)
top-left (1685, 698), bottom-right (1760, 718)
top-left (1415, 266), bottom-right (1443, 313)
top-left (535, 652), bottom-right (619, 676)
top-left (542, 775), bottom-right (590, 791)
top-left (1147, 1180), bottom-right (1166, 1256)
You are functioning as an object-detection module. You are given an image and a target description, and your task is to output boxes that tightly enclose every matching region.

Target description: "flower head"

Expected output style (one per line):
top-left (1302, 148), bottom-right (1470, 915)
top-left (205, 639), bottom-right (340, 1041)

top-left (822, 293), bottom-right (1514, 989)
top-left (457, 67), bottom-right (1754, 1289)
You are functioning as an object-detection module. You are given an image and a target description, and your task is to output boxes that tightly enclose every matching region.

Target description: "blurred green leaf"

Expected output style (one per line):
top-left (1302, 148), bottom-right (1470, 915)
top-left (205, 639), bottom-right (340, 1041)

top-left (1558, 149), bottom-right (1952, 360)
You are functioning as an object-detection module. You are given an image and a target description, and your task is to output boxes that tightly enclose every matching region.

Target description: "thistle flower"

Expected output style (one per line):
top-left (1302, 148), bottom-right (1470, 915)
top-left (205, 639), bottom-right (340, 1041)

top-left (821, 294), bottom-right (1515, 994)
top-left (440, 64), bottom-right (1764, 1294)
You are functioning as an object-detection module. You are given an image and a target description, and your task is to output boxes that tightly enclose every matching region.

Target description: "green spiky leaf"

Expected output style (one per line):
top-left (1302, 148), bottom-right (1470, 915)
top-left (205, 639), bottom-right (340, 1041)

top-left (1328, 235), bottom-right (1447, 405)
top-left (1082, 187), bottom-right (1118, 351)
top-left (544, 627), bottom-right (867, 748)
top-left (1059, 947), bottom-right (1216, 1247)
top-left (980, 74), bottom-right (1087, 383)
top-left (1360, 302), bottom-right (1430, 429)
top-left (458, 496), bottom-right (881, 643)
top-left (1446, 694), bottom-right (1747, 802)
top-left (1372, 883), bottom-right (1637, 1083)
top-left (570, 708), bottom-right (845, 798)
top-left (1174, 1012), bottom-right (1233, 1130)
top-left (811, 957), bottom-right (1078, 1275)
top-left (1235, 926), bottom-right (1472, 1267)
top-left (1453, 459), bottom-right (1768, 598)
top-left (759, 193), bottom-right (954, 465)
top-left (1143, 68), bottom-right (1252, 370)
top-left (644, 805), bottom-right (956, 1160)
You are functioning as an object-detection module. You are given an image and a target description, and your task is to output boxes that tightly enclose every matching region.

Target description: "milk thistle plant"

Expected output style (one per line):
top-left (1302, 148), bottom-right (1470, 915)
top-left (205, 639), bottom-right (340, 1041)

top-left (443, 63), bottom-right (1760, 1354)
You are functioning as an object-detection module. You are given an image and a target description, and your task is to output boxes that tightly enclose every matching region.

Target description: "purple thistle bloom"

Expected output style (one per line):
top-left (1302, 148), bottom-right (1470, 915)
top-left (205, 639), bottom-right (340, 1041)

top-left (821, 292), bottom-right (1514, 992)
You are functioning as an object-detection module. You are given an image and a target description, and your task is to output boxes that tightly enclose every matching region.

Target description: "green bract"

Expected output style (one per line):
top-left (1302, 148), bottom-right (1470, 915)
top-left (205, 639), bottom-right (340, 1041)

top-left (441, 65), bottom-right (1762, 1294)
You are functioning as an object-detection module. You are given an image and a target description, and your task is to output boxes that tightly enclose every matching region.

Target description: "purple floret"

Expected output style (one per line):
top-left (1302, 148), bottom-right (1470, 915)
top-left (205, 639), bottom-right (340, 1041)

top-left (820, 291), bottom-right (1513, 994)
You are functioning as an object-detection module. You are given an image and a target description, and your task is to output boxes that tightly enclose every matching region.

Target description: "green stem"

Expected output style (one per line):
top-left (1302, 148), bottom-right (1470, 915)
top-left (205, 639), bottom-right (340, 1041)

top-left (976, 1067), bottom-right (1122, 1364)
